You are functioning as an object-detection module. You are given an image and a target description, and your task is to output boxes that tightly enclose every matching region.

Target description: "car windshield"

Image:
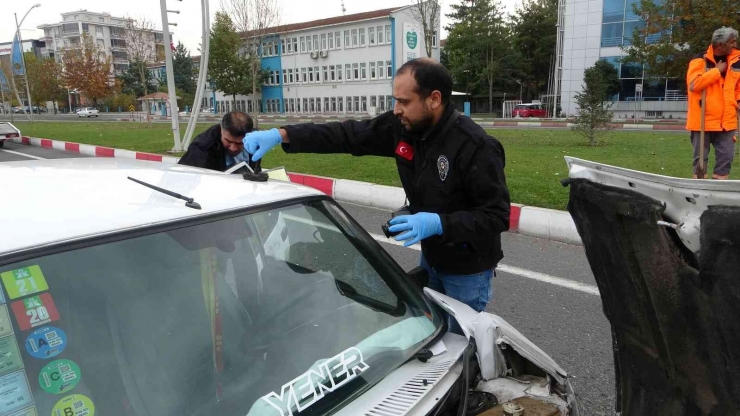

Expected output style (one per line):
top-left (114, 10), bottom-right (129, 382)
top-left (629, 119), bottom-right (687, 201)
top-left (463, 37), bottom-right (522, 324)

top-left (0, 199), bottom-right (442, 416)
top-left (514, 105), bottom-right (527, 109)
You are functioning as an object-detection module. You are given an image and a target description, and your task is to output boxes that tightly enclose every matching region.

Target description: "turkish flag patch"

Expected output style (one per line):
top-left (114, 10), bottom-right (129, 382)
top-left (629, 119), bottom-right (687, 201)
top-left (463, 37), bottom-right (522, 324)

top-left (395, 141), bottom-right (414, 161)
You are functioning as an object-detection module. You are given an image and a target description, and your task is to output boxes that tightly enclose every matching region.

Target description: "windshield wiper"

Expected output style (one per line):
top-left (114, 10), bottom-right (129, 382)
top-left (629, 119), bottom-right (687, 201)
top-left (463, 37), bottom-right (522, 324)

top-left (128, 176), bottom-right (201, 210)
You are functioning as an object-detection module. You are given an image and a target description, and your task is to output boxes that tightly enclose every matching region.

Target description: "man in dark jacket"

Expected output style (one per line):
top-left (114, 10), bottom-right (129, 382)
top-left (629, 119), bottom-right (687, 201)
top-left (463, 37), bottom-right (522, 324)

top-left (245, 58), bottom-right (510, 331)
top-left (178, 111), bottom-right (260, 172)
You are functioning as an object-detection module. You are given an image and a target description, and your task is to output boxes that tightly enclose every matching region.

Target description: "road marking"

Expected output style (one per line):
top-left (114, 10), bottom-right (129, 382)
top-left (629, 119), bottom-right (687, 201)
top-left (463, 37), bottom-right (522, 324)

top-left (367, 232), bottom-right (600, 296)
top-left (0, 148), bottom-right (45, 160)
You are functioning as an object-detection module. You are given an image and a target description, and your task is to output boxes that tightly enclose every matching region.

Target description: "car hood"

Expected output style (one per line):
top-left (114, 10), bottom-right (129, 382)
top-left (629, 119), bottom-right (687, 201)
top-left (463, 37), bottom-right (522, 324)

top-left (565, 157), bottom-right (740, 415)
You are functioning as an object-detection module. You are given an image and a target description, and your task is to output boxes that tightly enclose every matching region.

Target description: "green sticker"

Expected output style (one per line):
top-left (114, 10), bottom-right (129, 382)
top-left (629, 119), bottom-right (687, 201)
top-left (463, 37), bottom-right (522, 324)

top-left (0, 306), bottom-right (14, 337)
top-left (0, 336), bottom-right (23, 376)
top-left (406, 31), bottom-right (418, 49)
top-left (52, 395), bottom-right (94, 416)
top-left (1, 266), bottom-right (49, 300)
top-left (39, 359), bottom-right (80, 395)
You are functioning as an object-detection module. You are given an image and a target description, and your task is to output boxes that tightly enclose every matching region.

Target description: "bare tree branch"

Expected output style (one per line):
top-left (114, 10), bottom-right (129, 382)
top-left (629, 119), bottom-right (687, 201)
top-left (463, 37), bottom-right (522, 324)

top-left (409, 0), bottom-right (441, 58)
top-left (124, 16), bottom-right (160, 112)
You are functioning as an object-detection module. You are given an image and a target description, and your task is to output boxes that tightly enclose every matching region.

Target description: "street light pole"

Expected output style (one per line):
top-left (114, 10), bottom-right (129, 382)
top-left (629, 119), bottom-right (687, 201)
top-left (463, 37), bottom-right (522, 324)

top-left (14, 5), bottom-right (40, 122)
top-left (160, 0), bottom-right (182, 151)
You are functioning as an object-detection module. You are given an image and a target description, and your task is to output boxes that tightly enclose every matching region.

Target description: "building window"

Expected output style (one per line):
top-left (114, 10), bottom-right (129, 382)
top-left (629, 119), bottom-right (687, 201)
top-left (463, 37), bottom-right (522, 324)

top-left (386, 60), bottom-right (392, 78)
top-left (99, 17), bottom-right (104, 22)
top-left (286, 39), bottom-right (292, 53)
top-left (307, 36), bottom-right (312, 52)
top-left (321, 33), bottom-right (327, 50)
top-left (300, 37), bottom-right (306, 52)
top-left (281, 39), bottom-right (286, 54)
top-left (314, 66), bottom-right (320, 83)
top-left (288, 69), bottom-right (294, 84)
top-left (354, 96), bottom-right (360, 113)
top-left (359, 28), bottom-right (366, 46)
top-left (379, 96), bottom-right (385, 112)
top-left (337, 65), bottom-right (343, 81)
top-left (377, 25), bottom-right (384, 44)
top-left (335, 31), bottom-right (341, 48)
top-left (95, 26), bottom-right (103, 35)
top-left (361, 96), bottom-right (368, 112)
top-left (282, 69), bottom-right (287, 84)
top-left (302, 68), bottom-right (307, 83)
top-left (370, 62), bottom-right (376, 79)
top-left (371, 95), bottom-right (377, 110)
top-left (338, 97), bottom-right (344, 112)
top-left (360, 63), bottom-right (367, 80)
top-left (309, 68), bottom-right (314, 82)
top-left (293, 38), bottom-right (298, 52)
top-left (385, 25), bottom-right (391, 44)
top-left (346, 64), bottom-right (352, 80)
top-left (344, 30), bottom-right (350, 48)
top-left (433, 31), bottom-right (438, 47)
top-left (353, 63), bottom-right (359, 80)
top-left (313, 35), bottom-right (319, 51)
top-left (328, 32), bottom-right (334, 49)
top-left (323, 66), bottom-right (328, 82)
top-left (369, 27), bottom-right (376, 45)
top-left (309, 98), bottom-right (315, 113)
top-left (386, 95), bottom-right (393, 111)
top-left (330, 65), bottom-right (336, 81)
top-left (347, 96), bottom-right (353, 112)
top-left (331, 97), bottom-right (337, 112)
top-left (351, 29), bottom-right (358, 47)
top-left (324, 97), bottom-right (330, 112)
top-left (302, 98), bottom-right (308, 113)
top-left (377, 60), bottom-right (385, 78)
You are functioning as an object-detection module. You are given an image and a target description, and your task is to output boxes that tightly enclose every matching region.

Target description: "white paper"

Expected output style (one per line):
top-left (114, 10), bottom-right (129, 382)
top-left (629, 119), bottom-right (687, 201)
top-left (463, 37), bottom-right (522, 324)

top-left (429, 340), bottom-right (447, 356)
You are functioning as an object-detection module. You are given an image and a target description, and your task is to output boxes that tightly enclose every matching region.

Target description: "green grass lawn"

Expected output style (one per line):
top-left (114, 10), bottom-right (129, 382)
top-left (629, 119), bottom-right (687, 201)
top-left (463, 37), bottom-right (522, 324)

top-left (13, 121), bottom-right (735, 210)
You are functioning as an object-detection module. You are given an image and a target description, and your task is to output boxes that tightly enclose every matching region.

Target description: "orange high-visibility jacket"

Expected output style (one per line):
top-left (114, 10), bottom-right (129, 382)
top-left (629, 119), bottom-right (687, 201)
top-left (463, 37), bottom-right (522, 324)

top-left (686, 45), bottom-right (740, 132)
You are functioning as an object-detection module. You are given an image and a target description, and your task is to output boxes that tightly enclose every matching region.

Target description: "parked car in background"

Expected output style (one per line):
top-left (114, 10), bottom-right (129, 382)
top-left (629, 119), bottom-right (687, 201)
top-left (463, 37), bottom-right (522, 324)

top-left (512, 103), bottom-right (548, 118)
top-left (77, 107), bottom-right (99, 118)
top-left (0, 122), bottom-right (20, 148)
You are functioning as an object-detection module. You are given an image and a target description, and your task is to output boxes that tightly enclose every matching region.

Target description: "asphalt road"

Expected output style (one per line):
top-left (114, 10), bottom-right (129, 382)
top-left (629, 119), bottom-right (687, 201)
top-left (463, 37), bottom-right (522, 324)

top-left (0, 143), bottom-right (616, 415)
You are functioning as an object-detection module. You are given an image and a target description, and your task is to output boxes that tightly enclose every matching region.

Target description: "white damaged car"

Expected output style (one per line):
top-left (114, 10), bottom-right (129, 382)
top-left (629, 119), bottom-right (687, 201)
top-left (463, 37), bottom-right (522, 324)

top-left (0, 158), bottom-right (576, 416)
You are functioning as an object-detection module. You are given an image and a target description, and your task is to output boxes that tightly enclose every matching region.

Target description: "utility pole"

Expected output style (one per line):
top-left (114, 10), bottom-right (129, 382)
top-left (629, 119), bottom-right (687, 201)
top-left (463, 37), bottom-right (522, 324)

top-left (15, 13), bottom-right (34, 122)
top-left (160, 0), bottom-right (182, 151)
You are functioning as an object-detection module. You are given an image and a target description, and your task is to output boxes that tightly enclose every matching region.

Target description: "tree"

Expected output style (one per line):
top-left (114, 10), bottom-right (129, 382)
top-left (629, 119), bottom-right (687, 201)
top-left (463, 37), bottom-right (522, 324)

top-left (623, 0), bottom-right (740, 80)
top-left (445, 0), bottom-right (516, 112)
top-left (221, 0), bottom-right (281, 114)
top-left (61, 34), bottom-right (116, 105)
top-left (409, 0), bottom-right (441, 58)
top-left (209, 12), bottom-right (253, 108)
top-left (117, 59), bottom-right (156, 97)
top-left (24, 53), bottom-right (66, 108)
top-left (125, 17), bottom-right (158, 102)
top-left (173, 42), bottom-right (196, 94)
top-left (593, 59), bottom-right (621, 99)
top-left (511, 0), bottom-right (558, 100)
top-left (572, 63), bottom-right (615, 146)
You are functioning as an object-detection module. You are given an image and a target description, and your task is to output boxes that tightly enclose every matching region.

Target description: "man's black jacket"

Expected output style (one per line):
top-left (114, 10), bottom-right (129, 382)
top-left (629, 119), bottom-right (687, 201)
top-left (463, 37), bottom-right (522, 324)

top-left (178, 124), bottom-right (261, 172)
top-left (282, 105), bottom-right (510, 275)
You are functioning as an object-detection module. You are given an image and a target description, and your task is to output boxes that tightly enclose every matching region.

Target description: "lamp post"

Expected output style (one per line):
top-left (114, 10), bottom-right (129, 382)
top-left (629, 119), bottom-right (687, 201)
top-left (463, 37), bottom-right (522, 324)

top-left (13, 4), bottom-right (41, 121)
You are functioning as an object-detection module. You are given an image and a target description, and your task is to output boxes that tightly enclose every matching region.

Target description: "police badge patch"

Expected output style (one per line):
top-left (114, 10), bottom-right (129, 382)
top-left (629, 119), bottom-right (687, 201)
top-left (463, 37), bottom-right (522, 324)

top-left (437, 155), bottom-right (450, 181)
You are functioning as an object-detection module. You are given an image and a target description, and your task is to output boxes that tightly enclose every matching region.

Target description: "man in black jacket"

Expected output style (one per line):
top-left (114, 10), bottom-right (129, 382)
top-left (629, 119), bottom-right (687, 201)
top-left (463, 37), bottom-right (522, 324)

top-left (245, 58), bottom-right (510, 331)
top-left (178, 111), bottom-right (260, 172)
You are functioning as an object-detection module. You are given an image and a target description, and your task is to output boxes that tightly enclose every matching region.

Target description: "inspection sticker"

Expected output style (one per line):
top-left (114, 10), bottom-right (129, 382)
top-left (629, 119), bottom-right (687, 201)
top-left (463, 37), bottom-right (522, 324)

top-left (0, 306), bottom-right (14, 338)
top-left (39, 359), bottom-right (80, 395)
top-left (52, 395), bottom-right (94, 416)
top-left (0, 371), bottom-right (34, 415)
top-left (25, 327), bottom-right (66, 360)
top-left (10, 294), bottom-right (60, 332)
top-left (0, 336), bottom-right (23, 377)
top-left (0, 267), bottom-right (49, 300)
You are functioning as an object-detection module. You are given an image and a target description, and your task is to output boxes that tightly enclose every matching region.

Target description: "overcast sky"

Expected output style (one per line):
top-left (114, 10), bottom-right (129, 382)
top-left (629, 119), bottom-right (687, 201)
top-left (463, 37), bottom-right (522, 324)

top-left (3, 0), bottom-right (522, 54)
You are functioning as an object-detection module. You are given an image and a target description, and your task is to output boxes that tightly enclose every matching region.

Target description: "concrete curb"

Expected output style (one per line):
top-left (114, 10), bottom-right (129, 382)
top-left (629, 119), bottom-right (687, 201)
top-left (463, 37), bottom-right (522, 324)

top-left (13, 136), bottom-right (582, 246)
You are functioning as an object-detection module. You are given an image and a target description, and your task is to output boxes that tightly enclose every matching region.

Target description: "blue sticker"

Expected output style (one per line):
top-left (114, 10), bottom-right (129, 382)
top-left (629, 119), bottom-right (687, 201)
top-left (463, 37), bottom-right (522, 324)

top-left (25, 327), bottom-right (66, 360)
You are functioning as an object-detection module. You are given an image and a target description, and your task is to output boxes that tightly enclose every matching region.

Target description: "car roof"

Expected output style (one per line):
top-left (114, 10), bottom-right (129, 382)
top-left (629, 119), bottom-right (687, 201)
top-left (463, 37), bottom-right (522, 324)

top-left (0, 158), bottom-right (323, 257)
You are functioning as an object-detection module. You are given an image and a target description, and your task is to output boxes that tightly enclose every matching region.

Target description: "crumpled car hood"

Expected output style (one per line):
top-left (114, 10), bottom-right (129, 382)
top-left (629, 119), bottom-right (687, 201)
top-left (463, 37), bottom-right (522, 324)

top-left (566, 157), bottom-right (740, 415)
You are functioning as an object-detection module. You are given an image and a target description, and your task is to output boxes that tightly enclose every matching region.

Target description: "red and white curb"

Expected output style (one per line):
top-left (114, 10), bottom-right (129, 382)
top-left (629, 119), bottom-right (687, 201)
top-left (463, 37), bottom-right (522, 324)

top-left (13, 136), bottom-right (581, 246)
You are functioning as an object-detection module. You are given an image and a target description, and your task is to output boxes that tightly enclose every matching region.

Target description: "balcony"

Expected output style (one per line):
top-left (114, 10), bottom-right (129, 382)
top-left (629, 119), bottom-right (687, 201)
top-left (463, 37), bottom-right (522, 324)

top-left (61, 30), bottom-right (81, 37)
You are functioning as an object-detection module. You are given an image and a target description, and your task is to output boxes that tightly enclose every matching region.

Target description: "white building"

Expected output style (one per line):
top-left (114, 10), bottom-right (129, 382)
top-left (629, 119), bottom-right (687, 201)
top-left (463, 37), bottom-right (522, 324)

top-left (37, 11), bottom-right (165, 75)
top-left (556, 0), bottom-right (688, 119)
top-left (204, 5), bottom-right (441, 115)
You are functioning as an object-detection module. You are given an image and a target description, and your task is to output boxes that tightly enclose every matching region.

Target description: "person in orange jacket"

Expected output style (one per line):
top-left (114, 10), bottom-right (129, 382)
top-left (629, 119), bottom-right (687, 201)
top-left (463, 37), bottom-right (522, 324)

top-left (686, 27), bottom-right (740, 179)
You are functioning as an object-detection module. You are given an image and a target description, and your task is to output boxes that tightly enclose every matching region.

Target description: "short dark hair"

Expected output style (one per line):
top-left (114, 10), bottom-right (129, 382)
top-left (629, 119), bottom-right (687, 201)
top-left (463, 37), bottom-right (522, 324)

top-left (221, 111), bottom-right (254, 137)
top-left (396, 58), bottom-right (453, 104)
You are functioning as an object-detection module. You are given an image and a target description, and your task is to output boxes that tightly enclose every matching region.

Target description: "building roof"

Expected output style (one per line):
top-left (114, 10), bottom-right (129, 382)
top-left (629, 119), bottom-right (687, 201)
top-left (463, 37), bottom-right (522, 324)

top-left (244, 6), bottom-right (404, 37)
top-left (137, 92), bottom-right (180, 100)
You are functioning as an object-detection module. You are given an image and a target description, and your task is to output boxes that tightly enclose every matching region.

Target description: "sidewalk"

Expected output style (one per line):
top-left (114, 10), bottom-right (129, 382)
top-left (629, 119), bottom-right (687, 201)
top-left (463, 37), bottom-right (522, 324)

top-left (13, 135), bottom-right (583, 246)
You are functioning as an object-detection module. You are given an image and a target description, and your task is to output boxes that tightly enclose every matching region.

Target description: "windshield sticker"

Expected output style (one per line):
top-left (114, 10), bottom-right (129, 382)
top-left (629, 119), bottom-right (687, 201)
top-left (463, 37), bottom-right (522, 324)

top-left (51, 394), bottom-right (94, 416)
top-left (39, 359), bottom-right (80, 395)
top-left (25, 327), bottom-right (66, 360)
top-left (8, 406), bottom-right (37, 416)
top-left (11, 294), bottom-right (60, 332)
top-left (0, 337), bottom-right (23, 377)
top-left (261, 347), bottom-right (369, 416)
top-left (1, 267), bottom-right (49, 300)
top-left (0, 306), bottom-right (14, 338)
top-left (0, 371), bottom-right (34, 414)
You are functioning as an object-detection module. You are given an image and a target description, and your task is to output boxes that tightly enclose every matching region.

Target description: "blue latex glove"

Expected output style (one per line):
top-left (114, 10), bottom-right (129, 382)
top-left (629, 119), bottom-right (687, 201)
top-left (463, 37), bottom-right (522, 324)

top-left (388, 213), bottom-right (443, 247)
top-left (244, 128), bottom-right (282, 161)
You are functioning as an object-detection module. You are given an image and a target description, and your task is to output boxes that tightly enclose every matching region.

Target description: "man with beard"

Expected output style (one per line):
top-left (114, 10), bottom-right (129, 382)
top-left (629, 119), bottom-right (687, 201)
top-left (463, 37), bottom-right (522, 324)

top-left (244, 58), bottom-right (510, 332)
top-left (178, 111), bottom-right (261, 172)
